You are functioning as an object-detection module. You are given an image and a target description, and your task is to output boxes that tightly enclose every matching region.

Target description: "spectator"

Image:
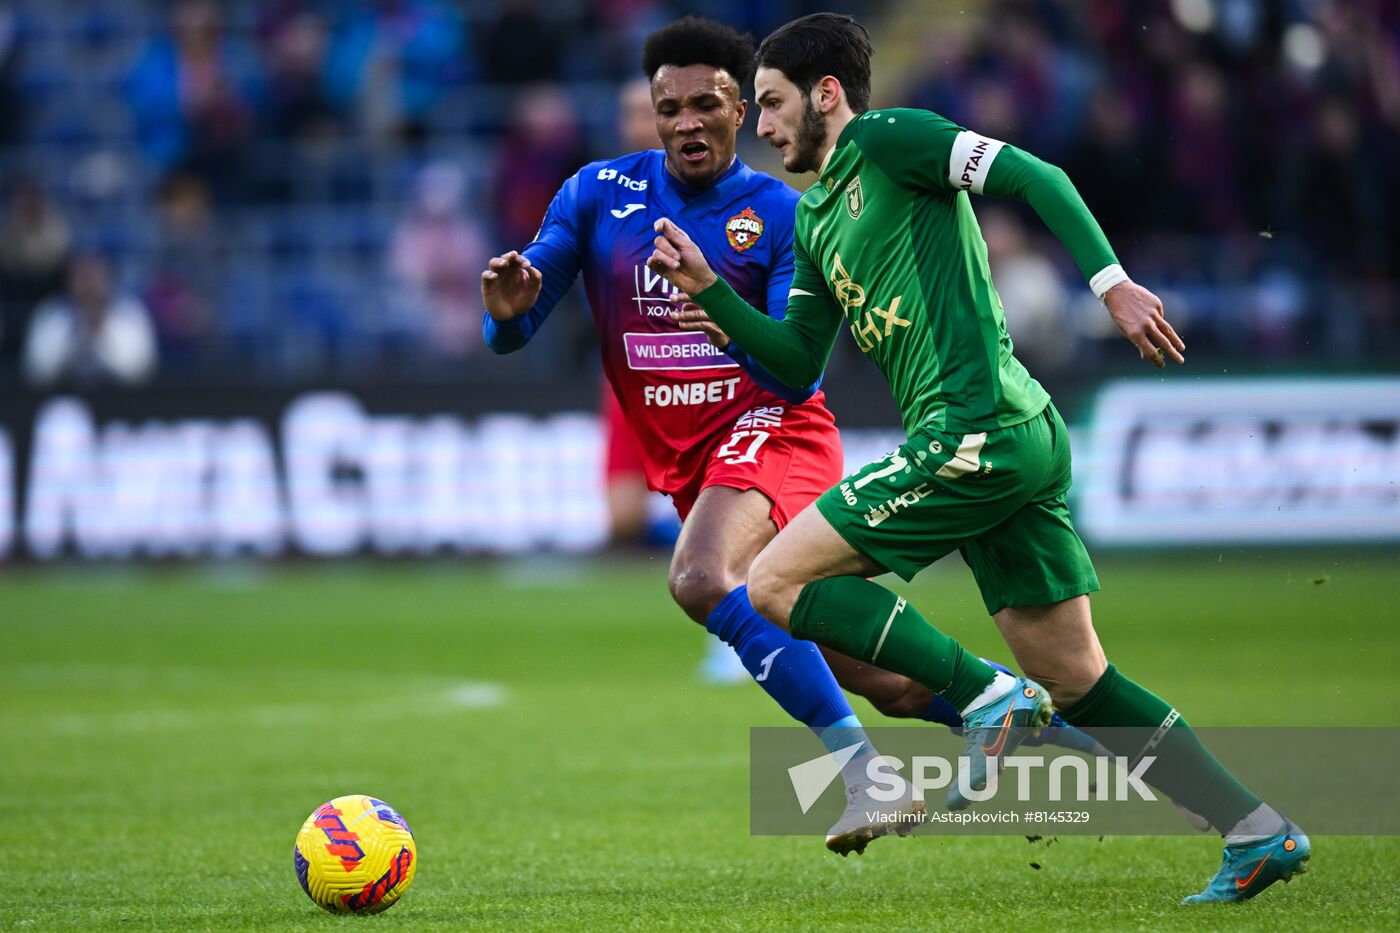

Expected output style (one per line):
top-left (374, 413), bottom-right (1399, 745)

top-left (123, 0), bottom-right (257, 200)
top-left (256, 1), bottom-right (336, 141)
top-left (0, 8), bottom-right (22, 146)
top-left (144, 172), bottom-right (224, 367)
top-left (0, 0), bottom-right (1391, 377)
top-left (616, 76), bottom-right (659, 152)
top-left (1284, 95), bottom-right (1387, 278)
top-left (22, 253), bottom-right (157, 388)
top-left (387, 161), bottom-right (487, 358)
top-left (981, 207), bottom-right (1073, 374)
top-left (1162, 62), bottom-right (1243, 233)
top-left (0, 179), bottom-right (72, 362)
top-left (324, 0), bottom-right (467, 144)
top-left (906, 21), bottom-right (980, 127)
top-left (492, 84), bottom-right (587, 251)
top-left (478, 0), bottom-right (563, 85)
top-left (1063, 86), bottom-right (1162, 242)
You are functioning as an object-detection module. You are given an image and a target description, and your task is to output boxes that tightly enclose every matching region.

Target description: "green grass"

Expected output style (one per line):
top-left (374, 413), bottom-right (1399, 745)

top-left (2, 551), bottom-right (1398, 930)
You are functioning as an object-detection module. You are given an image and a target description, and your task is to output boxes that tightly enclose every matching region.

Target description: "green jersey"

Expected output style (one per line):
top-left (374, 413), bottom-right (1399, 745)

top-left (696, 108), bottom-right (1122, 438)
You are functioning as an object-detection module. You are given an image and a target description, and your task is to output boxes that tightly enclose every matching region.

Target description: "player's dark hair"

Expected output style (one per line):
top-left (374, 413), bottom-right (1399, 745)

top-left (642, 17), bottom-right (755, 89)
top-left (756, 13), bottom-right (873, 113)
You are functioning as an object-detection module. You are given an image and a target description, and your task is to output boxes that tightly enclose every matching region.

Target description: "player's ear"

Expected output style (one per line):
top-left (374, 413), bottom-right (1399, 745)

top-left (735, 98), bottom-right (747, 128)
top-left (816, 76), bottom-right (843, 115)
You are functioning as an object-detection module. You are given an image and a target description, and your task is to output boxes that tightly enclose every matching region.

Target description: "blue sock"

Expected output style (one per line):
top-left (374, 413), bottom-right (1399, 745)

top-left (920, 694), bottom-right (965, 729)
top-left (705, 585), bottom-right (864, 738)
top-left (920, 658), bottom-right (1017, 729)
top-left (920, 657), bottom-right (1078, 745)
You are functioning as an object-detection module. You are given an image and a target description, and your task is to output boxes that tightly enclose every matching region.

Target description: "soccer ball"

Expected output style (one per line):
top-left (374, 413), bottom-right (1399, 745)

top-left (293, 795), bottom-right (417, 914)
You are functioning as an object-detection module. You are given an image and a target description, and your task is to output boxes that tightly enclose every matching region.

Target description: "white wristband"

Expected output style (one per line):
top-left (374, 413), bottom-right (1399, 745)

top-left (1090, 264), bottom-right (1129, 300)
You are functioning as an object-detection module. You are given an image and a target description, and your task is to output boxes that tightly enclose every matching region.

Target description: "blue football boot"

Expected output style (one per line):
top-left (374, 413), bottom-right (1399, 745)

top-left (1182, 820), bottom-right (1310, 905)
top-left (946, 677), bottom-right (1053, 810)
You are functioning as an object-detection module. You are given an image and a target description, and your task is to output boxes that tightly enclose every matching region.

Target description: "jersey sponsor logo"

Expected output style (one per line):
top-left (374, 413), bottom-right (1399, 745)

top-left (624, 332), bottom-right (739, 371)
top-left (845, 176), bottom-right (864, 219)
top-left (632, 264), bottom-right (683, 317)
top-left (611, 203), bottom-right (645, 218)
top-left (596, 167), bottom-right (648, 191)
top-left (829, 253), bottom-right (911, 353)
top-left (864, 483), bottom-right (933, 527)
top-left (725, 207), bottom-right (764, 251)
top-left (643, 377), bottom-right (743, 407)
top-left (829, 253), bottom-right (866, 311)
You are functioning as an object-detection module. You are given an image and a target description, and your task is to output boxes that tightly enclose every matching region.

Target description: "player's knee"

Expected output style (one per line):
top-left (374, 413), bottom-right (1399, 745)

top-left (746, 551), bottom-right (795, 629)
top-left (1021, 659), bottom-right (1107, 709)
top-left (667, 560), bottom-right (737, 623)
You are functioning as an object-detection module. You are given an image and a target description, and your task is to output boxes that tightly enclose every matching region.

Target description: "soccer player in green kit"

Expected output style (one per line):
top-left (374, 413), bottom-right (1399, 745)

top-left (648, 12), bottom-right (1309, 907)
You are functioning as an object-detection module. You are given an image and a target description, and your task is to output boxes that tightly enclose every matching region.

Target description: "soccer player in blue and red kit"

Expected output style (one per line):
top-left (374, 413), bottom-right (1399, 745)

top-left (479, 17), bottom-right (1100, 854)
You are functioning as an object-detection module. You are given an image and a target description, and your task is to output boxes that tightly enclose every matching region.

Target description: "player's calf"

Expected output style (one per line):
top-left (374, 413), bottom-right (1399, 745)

top-left (745, 549), bottom-right (800, 630)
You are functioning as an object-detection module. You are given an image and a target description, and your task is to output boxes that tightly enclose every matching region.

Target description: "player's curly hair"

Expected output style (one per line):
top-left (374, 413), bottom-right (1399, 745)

top-left (757, 13), bottom-right (873, 113)
top-left (642, 17), bottom-right (755, 88)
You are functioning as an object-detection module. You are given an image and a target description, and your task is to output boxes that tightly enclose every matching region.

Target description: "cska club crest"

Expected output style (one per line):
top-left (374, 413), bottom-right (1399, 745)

top-left (845, 176), bottom-right (864, 219)
top-left (725, 207), bottom-right (764, 251)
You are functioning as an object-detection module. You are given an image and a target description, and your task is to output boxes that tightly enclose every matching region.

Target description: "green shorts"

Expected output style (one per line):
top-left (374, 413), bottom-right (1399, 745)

top-left (816, 403), bottom-right (1099, 615)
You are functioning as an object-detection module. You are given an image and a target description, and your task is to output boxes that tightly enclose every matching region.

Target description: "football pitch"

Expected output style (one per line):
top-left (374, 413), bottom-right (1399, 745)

top-left (3, 551), bottom-right (1398, 930)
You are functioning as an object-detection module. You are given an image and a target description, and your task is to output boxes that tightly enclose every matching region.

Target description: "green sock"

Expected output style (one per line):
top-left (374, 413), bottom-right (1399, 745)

top-left (1060, 664), bottom-right (1260, 832)
top-left (790, 576), bottom-right (997, 712)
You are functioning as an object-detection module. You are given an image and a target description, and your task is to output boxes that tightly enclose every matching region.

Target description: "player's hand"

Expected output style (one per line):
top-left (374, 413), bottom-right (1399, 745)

top-left (672, 293), bottom-right (730, 349)
top-left (647, 218), bottom-right (718, 296)
top-left (480, 251), bottom-right (542, 322)
top-left (1104, 280), bottom-right (1185, 368)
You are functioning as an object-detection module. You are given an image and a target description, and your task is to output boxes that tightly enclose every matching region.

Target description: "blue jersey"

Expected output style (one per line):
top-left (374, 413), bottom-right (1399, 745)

top-left (484, 150), bottom-right (828, 495)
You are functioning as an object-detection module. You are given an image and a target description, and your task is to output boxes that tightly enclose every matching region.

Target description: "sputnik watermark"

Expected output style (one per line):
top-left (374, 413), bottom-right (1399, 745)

top-left (756, 726), bottom-right (1400, 835)
top-left (789, 742), bottom-right (1158, 814)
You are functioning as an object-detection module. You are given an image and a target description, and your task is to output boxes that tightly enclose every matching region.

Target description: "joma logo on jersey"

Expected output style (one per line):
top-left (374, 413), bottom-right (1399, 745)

top-left (726, 207), bottom-right (764, 251)
top-left (829, 253), bottom-right (911, 353)
top-left (597, 167), bottom-right (648, 191)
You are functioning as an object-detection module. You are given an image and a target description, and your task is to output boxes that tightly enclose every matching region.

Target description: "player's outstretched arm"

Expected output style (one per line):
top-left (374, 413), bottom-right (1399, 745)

top-left (480, 251), bottom-right (542, 322)
top-left (985, 150), bottom-right (1184, 367)
top-left (849, 110), bottom-right (1184, 368)
top-left (649, 218), bottom-right (838, 388)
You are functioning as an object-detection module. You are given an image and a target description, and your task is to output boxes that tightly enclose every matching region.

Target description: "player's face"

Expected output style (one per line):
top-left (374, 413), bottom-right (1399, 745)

top-left (651, 64), bottom-right (746, 188)
top-left (755, 67), bottom-right (828, 175)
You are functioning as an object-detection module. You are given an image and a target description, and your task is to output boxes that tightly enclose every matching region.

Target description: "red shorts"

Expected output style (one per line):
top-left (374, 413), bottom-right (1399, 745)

top-left (601, 382), bottom-right (646, 482)
top-left (670, 401), bottom-right (844, 531)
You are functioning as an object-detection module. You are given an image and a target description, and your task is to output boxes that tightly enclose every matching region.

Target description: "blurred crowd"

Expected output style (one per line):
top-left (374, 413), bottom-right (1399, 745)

top-left (0, 0), bottom-right (1395, 390)
top-left (890, 0), bottom-right (1400, 369)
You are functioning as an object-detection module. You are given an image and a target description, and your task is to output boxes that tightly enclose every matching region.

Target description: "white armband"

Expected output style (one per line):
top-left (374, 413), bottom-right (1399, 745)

top-left (948, 131), bottom-right (1005, 194)
top-left (1089, 264), bottom-right (1129, 300)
